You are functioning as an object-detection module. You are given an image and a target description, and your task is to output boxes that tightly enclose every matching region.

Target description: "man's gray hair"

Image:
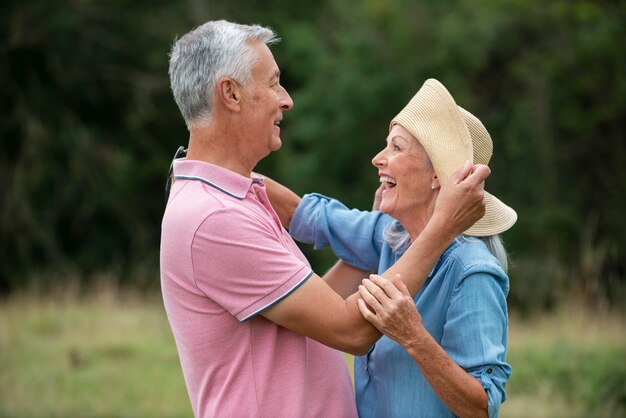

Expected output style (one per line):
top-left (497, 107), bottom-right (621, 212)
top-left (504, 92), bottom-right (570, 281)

top-left (168, 20), bottom-right (279, 129)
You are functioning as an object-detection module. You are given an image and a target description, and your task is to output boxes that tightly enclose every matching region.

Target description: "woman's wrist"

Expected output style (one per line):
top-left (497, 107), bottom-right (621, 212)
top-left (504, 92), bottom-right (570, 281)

top-left (399, 323), bottom-right (429, 352)
top-left (422, 214), bottom-right (456, 250)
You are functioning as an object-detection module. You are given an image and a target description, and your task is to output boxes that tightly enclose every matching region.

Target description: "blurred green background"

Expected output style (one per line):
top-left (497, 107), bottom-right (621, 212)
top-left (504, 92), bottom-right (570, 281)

top-left (1, 0), bottom-right (625, 416)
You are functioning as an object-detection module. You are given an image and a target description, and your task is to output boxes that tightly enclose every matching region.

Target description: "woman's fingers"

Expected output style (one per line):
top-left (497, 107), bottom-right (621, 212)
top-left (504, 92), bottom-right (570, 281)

top-left (358, 283), bottom-right (384, 313)
top-left (369, 274), bottom-right (404, 299)
top-left (357, 274), bottom-right (427, 346)
top-left (357, 298), bottom-right (380, 326)
top-left (391, 274), bottom-right (412, 298)
top-left (360, 277), bottom-right (393, 309)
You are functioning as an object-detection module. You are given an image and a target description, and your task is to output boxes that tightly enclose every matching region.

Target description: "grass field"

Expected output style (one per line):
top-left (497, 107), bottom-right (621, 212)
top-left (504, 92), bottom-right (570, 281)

top-left (1, 292), bottom-right (624, 418)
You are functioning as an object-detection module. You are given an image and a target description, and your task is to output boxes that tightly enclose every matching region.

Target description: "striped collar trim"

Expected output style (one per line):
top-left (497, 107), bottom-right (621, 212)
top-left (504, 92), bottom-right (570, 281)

top-left (173, 159), bottom-right (263, 200)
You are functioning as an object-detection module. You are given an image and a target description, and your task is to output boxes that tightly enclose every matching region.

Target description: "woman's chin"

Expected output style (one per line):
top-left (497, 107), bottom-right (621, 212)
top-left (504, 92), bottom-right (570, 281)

top-left (378, 202), bottom-right (395, 217)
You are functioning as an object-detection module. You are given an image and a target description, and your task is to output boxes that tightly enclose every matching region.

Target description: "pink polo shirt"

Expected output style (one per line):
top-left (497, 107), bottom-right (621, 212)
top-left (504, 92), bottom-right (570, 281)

top-left (160, 159), bottom-right (356, 418)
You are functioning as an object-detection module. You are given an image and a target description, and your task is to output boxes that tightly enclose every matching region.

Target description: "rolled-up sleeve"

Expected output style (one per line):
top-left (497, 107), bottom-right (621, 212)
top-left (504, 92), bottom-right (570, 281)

top-left (289, 193), bottom-right (392, 272)
top-left (441, 265), bottom-right (512, 418)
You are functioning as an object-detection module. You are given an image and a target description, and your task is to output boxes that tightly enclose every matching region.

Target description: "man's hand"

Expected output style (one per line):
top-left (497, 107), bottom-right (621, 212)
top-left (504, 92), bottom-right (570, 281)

top-left (372, 184), bottom-right (384, 211)
top-left (432, 161), bottom-right (490, 237)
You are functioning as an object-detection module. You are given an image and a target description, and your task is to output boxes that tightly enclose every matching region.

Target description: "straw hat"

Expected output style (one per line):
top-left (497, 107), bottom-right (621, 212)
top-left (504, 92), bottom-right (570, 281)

top-left (390, 78), bottom-right (517, 236)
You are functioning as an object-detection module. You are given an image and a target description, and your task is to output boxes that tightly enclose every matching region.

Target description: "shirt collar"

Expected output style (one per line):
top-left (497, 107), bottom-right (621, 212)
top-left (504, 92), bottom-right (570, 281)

top-left (173, 159), bottom-right (263, 200)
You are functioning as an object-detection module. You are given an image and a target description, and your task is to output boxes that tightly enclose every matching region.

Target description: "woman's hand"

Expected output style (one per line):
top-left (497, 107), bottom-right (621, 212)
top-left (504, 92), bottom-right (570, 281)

top-left (359, 273), bottom-right (489, 418)
top-left (357, 274), bottom-right (426, 348)
top-left (432, 161), bottom-right (490, 237)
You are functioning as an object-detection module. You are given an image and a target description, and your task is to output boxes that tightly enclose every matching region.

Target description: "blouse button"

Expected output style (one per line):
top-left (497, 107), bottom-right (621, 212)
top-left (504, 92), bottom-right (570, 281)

top-left (487, 368), bottom-right (493, 374)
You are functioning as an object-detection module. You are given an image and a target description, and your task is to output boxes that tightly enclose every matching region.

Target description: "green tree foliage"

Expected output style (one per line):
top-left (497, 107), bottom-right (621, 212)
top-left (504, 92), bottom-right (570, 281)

top-left (1, 0), bottom-right (625, 309)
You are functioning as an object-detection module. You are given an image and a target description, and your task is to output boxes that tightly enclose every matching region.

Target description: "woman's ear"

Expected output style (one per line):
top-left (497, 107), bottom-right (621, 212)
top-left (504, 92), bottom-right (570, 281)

top-left (431, 175), bottom-right (441, 191)
top-left (216, 77), bottom-right (241, 112)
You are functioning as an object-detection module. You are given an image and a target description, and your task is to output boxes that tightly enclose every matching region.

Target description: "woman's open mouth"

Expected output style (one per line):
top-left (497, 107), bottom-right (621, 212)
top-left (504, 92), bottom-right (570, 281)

top-left (380, 176), bottom-right (397, 191)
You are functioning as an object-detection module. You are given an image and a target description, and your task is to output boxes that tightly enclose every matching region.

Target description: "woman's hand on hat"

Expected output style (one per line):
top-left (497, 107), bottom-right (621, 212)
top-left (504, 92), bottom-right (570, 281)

top-left (431, 161), bottom-right (490, 238)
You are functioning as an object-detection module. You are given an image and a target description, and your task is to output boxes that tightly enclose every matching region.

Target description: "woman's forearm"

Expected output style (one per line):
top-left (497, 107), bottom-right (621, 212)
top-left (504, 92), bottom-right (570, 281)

top-left (262, 175), bottom-right (301, 228)
top-left (404, 331), bottom-right (488, 418)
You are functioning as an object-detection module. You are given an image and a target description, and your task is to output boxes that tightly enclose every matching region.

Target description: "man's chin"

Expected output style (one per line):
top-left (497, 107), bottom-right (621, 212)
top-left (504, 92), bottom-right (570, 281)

top-left (269, 139), bottom-right (282, 152)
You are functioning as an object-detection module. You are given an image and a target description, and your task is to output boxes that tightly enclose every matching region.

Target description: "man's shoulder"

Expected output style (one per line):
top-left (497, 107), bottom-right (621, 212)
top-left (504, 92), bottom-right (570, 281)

top-left (163, 182), bottom-right (255, 238)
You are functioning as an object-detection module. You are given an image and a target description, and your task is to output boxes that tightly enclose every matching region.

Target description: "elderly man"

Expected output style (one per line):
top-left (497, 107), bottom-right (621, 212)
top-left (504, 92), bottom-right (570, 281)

top-left (160, 20), bottom-right (489, 418)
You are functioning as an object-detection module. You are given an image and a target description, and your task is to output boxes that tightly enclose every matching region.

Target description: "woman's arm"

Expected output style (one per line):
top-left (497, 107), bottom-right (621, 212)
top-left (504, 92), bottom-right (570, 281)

top-left (262, 175), bottom-right (301, 229)
top-left (264, 176), bottom-right (389, 272)
top-left (263, 175), bottom-right (373, 297)
top-left (358, 275), bottom-right (488, 418)
top-left (263, 164), bottom-right (491, 355)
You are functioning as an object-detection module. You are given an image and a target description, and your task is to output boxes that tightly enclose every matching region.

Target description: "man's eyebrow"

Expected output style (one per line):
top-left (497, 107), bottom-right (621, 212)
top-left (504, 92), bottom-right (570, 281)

top-left (270, 70), bottom-right (281, 81)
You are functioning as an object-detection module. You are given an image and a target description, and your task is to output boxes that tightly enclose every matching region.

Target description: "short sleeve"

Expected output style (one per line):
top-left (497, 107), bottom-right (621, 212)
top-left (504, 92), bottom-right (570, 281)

top-left (440, 267), bottom-right (512, 418)
top-left (192, 207), bottom-right (313, 321)
top-left (289, 193), bottom-right (393, 272)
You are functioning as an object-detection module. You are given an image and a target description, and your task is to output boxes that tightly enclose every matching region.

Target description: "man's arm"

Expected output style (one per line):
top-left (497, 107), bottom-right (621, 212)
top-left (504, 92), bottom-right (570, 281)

top-left (261, 210), bottom-right (460, 355)
top-left (262, 162), bottom-right (490, 355)
top-left (323, 260), bottom-right (372, 299)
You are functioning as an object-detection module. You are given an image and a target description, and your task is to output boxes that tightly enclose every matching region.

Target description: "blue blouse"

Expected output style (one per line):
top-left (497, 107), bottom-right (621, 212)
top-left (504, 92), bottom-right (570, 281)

top-left (290, 193), bottom-right (511, 418)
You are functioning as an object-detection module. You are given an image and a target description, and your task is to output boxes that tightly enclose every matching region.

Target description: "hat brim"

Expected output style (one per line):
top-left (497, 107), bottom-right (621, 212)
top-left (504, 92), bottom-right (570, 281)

top-left (465, 191), bottom-right (517, 236)
top-left (391, 78), bottom-right (518, 237)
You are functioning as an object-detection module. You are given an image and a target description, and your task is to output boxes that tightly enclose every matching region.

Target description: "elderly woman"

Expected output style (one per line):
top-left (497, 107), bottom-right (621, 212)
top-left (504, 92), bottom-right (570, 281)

top-left (266, 79), bottom-right (516, 418)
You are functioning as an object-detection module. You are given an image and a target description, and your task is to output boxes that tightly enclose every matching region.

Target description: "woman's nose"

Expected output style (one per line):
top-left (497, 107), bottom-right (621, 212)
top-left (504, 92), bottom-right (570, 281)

top-left (372, 149), bottom-right (386, 167)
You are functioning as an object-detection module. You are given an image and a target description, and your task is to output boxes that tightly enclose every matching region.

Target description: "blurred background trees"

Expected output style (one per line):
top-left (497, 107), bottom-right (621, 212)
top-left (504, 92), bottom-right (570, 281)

top-left (2, 0), bottom-right (625, 313)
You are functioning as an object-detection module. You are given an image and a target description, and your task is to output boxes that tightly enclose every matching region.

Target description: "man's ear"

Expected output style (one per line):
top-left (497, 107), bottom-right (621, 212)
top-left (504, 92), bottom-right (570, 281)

top-left (216, 77), bottom-right (242, 112)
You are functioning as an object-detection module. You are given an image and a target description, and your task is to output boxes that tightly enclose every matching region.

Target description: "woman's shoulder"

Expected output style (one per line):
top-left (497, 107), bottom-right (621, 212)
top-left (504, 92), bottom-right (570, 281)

top-left (443, 236), bottom-right (508, 279)
top-left (439, 237), bottom-right (510, 297)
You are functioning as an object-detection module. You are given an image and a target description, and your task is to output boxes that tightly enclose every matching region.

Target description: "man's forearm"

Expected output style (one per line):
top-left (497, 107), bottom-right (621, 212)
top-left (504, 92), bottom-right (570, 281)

top-left (323, 260), bottom-right (371, 299)
top-left (261, 217), bottom-right (457, 356)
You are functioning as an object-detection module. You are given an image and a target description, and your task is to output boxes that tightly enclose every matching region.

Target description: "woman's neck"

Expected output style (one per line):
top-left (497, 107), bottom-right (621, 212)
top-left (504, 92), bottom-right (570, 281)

top-left (402, 200), bottom-right (437, 242)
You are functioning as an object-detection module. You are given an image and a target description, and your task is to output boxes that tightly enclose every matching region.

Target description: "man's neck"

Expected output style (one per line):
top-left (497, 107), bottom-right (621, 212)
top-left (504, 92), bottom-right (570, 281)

top-left (186, 126), bottom-right (255, 178)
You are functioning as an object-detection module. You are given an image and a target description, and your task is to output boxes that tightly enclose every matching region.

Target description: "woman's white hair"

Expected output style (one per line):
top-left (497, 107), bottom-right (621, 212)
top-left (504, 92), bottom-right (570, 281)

top-left (384, 221), bottom-right (509, 273)
top-left (168, 20), bottom-right (279, 129)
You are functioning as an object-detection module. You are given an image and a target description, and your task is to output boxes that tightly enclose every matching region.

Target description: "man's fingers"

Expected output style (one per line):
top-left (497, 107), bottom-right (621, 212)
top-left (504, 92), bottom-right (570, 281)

top-left (372, 184), bottom-right (384, 211)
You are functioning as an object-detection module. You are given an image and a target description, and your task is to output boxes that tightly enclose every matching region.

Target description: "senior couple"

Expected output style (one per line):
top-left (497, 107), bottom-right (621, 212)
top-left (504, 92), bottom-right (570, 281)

top-left (160, 20), bottom-right (516, 418)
